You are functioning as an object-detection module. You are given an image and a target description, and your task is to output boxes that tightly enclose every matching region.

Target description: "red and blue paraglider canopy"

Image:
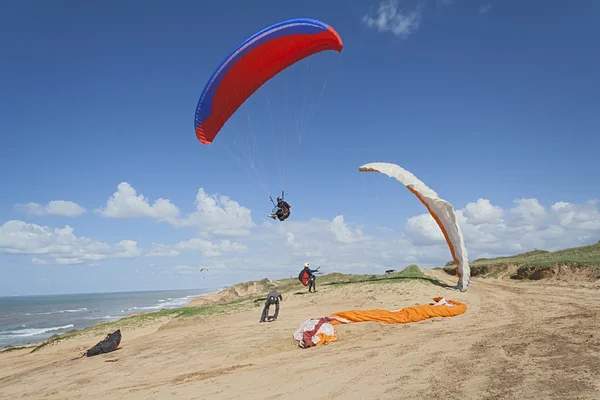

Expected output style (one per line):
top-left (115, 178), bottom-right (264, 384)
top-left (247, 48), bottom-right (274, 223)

top-left (194, 18), bottom-right (343, 145)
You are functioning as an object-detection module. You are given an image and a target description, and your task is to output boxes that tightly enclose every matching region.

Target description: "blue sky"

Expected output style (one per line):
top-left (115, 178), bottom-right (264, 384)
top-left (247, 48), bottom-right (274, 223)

top-left (1, 0), bottom-right (599, 296)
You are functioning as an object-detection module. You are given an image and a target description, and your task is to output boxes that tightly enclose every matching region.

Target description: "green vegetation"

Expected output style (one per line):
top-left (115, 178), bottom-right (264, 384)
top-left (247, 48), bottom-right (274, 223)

top-left (22, 244), bottom-right (600, 353)
top-left (31, 297), bottom-right (257, 353)
top-left (318, 264), bottom-right (441, 287)
top-left (237, 278), bottom-right (277, 292)
top-left (0, 345), bottom-right (31, 353)
top-left (443, 242), bottom-right (600, 280)
top-left (29, 265), bottom-right (440, 351)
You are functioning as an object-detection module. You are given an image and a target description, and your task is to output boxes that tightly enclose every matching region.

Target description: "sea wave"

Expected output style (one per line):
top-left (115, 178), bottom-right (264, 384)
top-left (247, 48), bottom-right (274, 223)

top-left (1, 324), bottom-right (75, 338)
top-left (60, 308), bottom-right (88, 313)
top-left (119, 293), bottom-right (211, 313)
top-left (24, 308), bottom-right (88, 316)
top-left (84, 315), bottom-right (115, 321)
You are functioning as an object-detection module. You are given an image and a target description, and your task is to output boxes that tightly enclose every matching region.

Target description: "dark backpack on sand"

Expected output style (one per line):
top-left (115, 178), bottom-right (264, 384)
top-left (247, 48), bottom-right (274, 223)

top-left (86, 329), bottom-right (122, 357)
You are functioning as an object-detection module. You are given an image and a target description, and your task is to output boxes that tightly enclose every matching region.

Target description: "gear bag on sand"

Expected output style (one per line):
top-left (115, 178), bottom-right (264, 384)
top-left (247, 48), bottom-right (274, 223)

top-left (86, 329), bottom-right (122, 357)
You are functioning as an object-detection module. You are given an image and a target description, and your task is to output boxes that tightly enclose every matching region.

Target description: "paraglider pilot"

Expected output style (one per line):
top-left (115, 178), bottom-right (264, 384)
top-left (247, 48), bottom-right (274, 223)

top-left (303, 263), bottom-right (319, 293)
top-left (260, 291), bottom-right (283, 322)
top-left (268, 190), bottom-right (291, 221)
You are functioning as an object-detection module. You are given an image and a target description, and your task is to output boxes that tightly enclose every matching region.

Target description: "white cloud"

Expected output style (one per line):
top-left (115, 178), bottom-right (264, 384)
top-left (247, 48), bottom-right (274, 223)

top-left (478, 4), bottom-right (492, 14)
top-left (176, 196), bottom-right (600, 278)
top-left (8, 180), bottom-right (599, 283)
top-left (510, 198), bottom-right (547, 225)
top-left (151, 237), bottom-right (249, 258)
top-left (457, 198), bottom-right (598, 257)
top-left (171, 264), bottom-right (197, 276)
top-left (16, 200), bottom-right (87, 217)
top-left (551, 200), bottom-right (600, 231)
top-left (175, 237), bottom-right (248, 258)
top-left (172, 188), bottom-right (254, 237)
top-left (286, 232), bottom-right (300, 249)
top-left (362, 0), bottom-right (424, 38)
top-left (97, 184), bottom-right (254, 238)
top-left (330, 215), bottom-right (369, 243)
top-left (405, 213), bottom-right (445, 245)
top-left (436, 0), bottom-right (453, 6)
top-left (146, 243), bottom-right (180, 258)
top-left (463, 198), bottom-right (504, 225)
top-left (165, 263), bottom-right (223, 276)
top-left (401, 196), bottom-right (600, 260)
top-left (96, 182), bottom-right (179, 221)
top-left (376, 226), bottom-right (394, 233)
top-left (0, 220), bottom-right (141, 265)
top-left (189, 215), bottom-right (436, 277)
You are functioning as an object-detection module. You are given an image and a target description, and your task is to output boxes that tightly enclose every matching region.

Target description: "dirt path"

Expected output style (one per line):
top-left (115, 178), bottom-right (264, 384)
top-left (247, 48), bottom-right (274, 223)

top-left (416, 271), bottom-right (600, 400)
top-left (1, 273), bottom-right (599, 400)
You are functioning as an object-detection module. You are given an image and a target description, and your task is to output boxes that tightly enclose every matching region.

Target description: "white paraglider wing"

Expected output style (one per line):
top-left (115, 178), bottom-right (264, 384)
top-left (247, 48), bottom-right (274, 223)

top-left (358, 162), bottom-right (470, 291)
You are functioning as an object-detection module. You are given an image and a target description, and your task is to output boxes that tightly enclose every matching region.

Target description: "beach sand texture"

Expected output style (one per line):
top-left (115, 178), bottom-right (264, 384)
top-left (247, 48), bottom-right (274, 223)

top-left (1, 270), bottom-right (599, 400)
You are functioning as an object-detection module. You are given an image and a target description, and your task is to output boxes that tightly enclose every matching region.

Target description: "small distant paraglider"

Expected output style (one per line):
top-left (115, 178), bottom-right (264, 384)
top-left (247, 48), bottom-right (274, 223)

top-left (200, 268), bottom-right (208, 279)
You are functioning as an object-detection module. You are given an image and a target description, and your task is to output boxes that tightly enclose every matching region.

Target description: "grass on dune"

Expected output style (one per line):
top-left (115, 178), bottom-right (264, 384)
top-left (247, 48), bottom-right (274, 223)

top-left (443, 242), bottom-right (600, 278)
top-left (30, 297), bottom-right (256, 353)
top-left (28, 265), bottom-right (436, 352)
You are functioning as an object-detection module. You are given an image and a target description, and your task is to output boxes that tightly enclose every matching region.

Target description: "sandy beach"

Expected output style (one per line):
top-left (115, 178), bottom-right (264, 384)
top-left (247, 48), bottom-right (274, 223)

top-left (1, 270), bottom-right (599, 400)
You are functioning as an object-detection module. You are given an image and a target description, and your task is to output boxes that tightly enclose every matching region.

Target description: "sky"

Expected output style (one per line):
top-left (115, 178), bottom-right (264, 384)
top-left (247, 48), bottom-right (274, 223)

top-left (1, 0), bottom-right (599, 296)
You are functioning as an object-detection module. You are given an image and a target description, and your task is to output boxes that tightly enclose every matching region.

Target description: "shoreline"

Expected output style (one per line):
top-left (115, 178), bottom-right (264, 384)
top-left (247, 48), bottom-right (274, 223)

top-left (3, 242), bottom-right (599, 353)
top-left (1, 269), bottom-right (435, 353)
top-left (0, 287), bottom-right (220, 299)
top-left (0, 287), bottom-right (224, 351)
top-left (2, 266), bottom-right (600, 399)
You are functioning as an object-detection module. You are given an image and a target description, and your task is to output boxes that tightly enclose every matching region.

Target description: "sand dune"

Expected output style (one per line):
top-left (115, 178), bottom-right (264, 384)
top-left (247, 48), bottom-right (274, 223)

top-left (1, 271), bottom-right (599, 399)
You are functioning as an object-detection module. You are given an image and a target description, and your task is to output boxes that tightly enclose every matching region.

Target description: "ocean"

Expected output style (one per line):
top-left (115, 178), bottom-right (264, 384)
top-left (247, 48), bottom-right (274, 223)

top-left (0, 288), bottom-right (218, 349)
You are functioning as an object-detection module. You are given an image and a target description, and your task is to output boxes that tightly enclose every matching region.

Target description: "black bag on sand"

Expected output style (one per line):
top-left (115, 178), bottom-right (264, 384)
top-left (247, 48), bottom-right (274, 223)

top-left (86, 329), bottom-right (122, 357)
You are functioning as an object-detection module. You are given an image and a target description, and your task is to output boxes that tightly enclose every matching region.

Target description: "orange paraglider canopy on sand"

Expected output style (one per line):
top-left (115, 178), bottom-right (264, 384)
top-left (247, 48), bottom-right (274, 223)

top-left (329, 297), bottom-right (467, 325)
top-left (293, 297), bottom-right (467, 348)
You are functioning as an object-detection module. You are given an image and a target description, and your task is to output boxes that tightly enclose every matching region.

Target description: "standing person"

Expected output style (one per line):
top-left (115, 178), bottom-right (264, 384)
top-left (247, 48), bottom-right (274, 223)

top-left (299, 262), bottom-right (319, 293)
top-left (259, 291), bottom-right (283, 322)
